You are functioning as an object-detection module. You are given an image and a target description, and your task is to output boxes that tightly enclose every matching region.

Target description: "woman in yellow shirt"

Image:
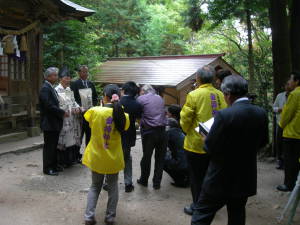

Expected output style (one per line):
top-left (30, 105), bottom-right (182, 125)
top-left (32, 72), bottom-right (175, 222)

top-left (83, 84), bottom-right (130, 225)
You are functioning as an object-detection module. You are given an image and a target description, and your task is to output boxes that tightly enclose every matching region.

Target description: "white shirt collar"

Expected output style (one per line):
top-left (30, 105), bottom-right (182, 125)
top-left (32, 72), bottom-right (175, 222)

top-left (45, 80), bottom-right (55, 88)
top-left (81, 79), bottom-right (88, 88)
top-left (234, 97), bottom-right (249, 104)
top-left (56, 83), bottom-right (69, 90)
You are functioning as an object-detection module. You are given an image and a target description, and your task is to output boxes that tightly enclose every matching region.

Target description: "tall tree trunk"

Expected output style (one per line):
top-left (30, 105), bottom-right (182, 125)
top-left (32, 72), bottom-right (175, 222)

top-left (246, 8), bottom-right (255, 93)
top-left (269, 0), bottom-right (291, 96)
top-left (290, 0), bottom-right (300, 72)
top-left (269, 0), bottom-right (291, 157)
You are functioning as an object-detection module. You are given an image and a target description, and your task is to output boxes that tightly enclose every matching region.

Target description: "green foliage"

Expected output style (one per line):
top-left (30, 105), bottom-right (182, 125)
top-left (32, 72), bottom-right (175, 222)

top-left (185, 0), bottom-right (272, 111)
top-left (43, 0), bottom-right (192, 71)
top-left (87, 0), bottom-right (151, 57)
top-left (185, 18), bottom-right (273, 111)
top-left (43, 0), bottom-right (274, 114)
top-left (143, 2), bottom-right (190, 55)
top-left (206, 0), bottom-right (269, 26)
top-left (43, 19), bottom-right (101, 76)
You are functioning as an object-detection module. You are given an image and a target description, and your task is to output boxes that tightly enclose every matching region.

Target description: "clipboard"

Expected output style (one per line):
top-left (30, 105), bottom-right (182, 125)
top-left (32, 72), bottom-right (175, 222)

top-left (195, 117), bottom-right (214, 136)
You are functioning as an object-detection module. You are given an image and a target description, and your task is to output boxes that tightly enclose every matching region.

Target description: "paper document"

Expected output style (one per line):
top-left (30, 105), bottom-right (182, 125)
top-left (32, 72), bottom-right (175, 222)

top-left (195, 117), bottom-right (214, 136)
top-left (79, 88), bottom-right (93, 110)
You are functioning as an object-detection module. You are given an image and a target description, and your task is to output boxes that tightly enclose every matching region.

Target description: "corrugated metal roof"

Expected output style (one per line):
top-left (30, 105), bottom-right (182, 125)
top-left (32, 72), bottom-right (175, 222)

top-left (95, 54), bottom-right (224, 87)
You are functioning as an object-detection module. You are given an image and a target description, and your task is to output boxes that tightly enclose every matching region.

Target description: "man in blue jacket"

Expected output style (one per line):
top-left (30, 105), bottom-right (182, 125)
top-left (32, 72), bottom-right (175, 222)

top-left (120, 81), bottom-right (142, 192)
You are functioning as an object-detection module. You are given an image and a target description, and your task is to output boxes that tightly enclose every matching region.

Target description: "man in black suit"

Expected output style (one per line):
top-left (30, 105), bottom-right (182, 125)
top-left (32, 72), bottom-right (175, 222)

top-left (120, 81), bottom-right (142, 192)
top-left (70, 65), bottom-right (98, 160)
top-left (192, 75), bottom-right (269, 225)
top-left (39, 67), bottom-right (68, 176)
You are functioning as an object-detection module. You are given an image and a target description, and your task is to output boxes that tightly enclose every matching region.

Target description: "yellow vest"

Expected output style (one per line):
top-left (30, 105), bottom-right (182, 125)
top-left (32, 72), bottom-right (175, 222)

top-left (180, 83), bottom-right (227, 154)
top-left (280, 86), bottom-right (300, 140)
top-left (82, 106), bottom-right (130, 174)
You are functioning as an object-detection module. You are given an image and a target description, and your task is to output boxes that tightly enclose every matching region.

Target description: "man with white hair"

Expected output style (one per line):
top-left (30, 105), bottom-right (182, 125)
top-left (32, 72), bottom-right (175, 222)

top-left (191, 75), bottom-right (269, 225)
top-left (39, 67), bottom-right (68, 176)
top-left (180, 65), bottom-right (227, 215)
top-left (136, 84), bottom-right (167, 189)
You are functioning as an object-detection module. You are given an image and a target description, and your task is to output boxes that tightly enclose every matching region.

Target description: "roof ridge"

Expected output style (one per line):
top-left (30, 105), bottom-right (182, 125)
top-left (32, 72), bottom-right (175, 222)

top-left (108, 53), bottom-right (225, 61)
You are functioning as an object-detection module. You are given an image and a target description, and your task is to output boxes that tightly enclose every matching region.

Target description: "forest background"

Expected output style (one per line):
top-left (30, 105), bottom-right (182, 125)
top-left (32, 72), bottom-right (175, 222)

top-left (43, 0), bottom-right (299, 152)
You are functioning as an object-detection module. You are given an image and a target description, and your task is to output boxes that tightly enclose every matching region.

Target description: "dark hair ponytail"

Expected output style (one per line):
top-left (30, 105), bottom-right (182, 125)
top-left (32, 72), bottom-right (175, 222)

top-left (112, 101), bottom-right (126, 133)
top-left (103, 84), bottom-right (126, 133)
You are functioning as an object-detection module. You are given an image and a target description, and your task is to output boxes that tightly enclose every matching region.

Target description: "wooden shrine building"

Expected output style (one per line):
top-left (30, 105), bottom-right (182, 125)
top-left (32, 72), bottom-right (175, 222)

top-left (0, 0), bottom-right (94, 141)
top-left (95, 54), bottom-right (239, 106)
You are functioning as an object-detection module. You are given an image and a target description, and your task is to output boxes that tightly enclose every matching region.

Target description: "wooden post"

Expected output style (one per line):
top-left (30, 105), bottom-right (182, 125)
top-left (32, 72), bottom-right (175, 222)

top-left (25, 27), bottom-right (41, 136)
top-left (25, 30), bottom-right (33, 124)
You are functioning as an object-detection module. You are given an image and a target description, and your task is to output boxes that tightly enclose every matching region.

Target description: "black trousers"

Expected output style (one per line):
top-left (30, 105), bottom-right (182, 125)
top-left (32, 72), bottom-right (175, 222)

top-left (43, 131), bottom-right (59, 172)
top-left (283, 138), bottom-right (300, 189)
top-left (58, 145), bottom-right (78, 166)
top-left (164, 166), bottom-right (189, 187)
top-left (82, 117), bottom-right (91, 145)
top-left (275, 125), bottom-right (284, 162)
top-left (140, 128), bottom-right (167, 185)
top-left (185, 151), bottom-right (210, 206)
top-left (78, 115), bottom-right (91, 160)
top-left (191, 193), bottom-right (248, 225)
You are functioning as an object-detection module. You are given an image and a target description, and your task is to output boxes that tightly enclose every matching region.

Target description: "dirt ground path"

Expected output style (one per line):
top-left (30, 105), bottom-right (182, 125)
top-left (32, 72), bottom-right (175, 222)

top-left (0, 138), bottom-right (299, 225)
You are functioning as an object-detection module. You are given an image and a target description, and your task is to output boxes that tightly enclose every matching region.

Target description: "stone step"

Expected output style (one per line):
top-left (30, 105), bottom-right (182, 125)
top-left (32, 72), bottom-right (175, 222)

top-left (0, 131), bottom-right (27, 144)
top-left (11, 104), bottom-right (26, 114)
top-left (1, 96), bottom-right (12, 104)
top-left (10, 95), bottom-right (28, 104)
top-left (0, 103), bottom-right (12, 117)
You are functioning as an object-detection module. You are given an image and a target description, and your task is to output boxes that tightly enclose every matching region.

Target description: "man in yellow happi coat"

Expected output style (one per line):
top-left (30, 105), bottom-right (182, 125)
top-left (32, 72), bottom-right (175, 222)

top-left (277, 71), bottom-right (300, 192)
top-left (180, 65), bottom-right (227, 215)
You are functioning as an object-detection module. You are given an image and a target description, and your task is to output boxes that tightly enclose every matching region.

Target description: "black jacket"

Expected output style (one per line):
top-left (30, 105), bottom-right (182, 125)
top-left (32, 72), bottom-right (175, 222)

top-left (39, 81), bottom-right (65, 131)
top-left (70, 79), bottom-right (98, 107)
top-left (165, 127), bottom-right (188, 170)
top-left (202, 100), bottom-right (269, 198)
top-left (120, 95), bottom-right (142, 148)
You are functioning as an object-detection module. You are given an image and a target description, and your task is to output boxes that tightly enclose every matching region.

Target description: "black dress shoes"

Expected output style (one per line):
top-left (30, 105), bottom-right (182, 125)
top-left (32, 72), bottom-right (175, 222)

top-left (171, 182), bottom-right (189, 188)
top-left (125, 184), bottom-right (134, 192)
top-left (183, 205), bottom-right (194, 216)
top-left (44, 169), bottom-right (59, 176)
top-left (104, 217), bottom-right (115, 225)
top-left (85, 219), bottom-right (96, 225)
top-left (276, 184), bottom-right (292, 192)
top-left (137, 178), bottom-right (148, 187)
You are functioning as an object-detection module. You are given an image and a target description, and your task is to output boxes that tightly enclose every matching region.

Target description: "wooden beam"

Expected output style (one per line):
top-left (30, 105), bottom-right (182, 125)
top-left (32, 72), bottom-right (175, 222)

top-left (0, 0), bottom-right (31, 10)
top-left (0, 14), bottom-right (31, 29)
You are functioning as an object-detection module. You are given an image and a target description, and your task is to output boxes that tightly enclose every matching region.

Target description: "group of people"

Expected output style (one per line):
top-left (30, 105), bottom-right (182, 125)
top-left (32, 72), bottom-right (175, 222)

top-left (39, 65), bottom-right (98, 176)
top-left (273, 71), bottom-right (300, 192)
top-left (39, 63), bottom-right (300, 225)
top-left (182, 67), bottom-right (269, 225)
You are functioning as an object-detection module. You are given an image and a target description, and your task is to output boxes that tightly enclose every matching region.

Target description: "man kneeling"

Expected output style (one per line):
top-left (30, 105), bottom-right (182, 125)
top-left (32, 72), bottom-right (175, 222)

top-left (164, 118), bottom-right (189, 188)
